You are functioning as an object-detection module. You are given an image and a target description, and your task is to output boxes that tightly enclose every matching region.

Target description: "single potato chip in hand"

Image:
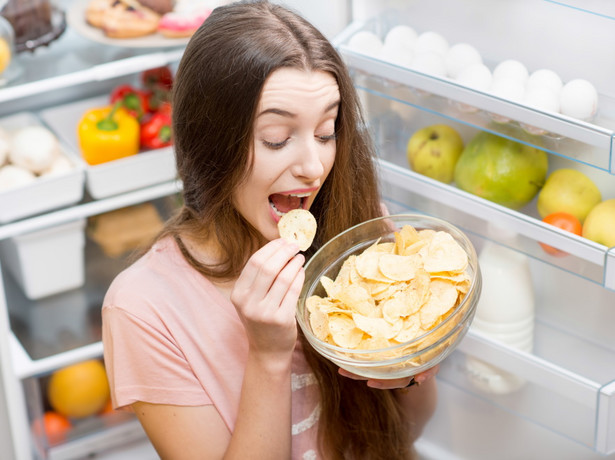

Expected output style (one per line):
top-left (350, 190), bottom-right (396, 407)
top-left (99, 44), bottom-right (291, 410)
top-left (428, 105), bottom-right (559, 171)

top-left (278, 209), bottom-right (317, 251)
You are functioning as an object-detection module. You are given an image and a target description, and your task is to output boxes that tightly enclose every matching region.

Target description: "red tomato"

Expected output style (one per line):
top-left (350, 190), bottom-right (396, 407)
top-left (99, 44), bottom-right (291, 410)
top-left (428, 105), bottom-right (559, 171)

top-left (32, 411), bottom-right (72, 444)
top-left (539, 212), bottom-right (582, 256)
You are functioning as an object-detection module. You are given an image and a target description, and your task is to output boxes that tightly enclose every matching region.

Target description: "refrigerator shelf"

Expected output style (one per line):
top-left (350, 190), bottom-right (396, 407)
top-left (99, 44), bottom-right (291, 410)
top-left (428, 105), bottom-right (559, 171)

top-left (440, 326), bottom-right (615, 454)
top-left (0, 26), bottom-right (184, 110)
top-left (380, 160), bottom-right (615, 290)
top-left (337, 5), bottom-right (615, 174)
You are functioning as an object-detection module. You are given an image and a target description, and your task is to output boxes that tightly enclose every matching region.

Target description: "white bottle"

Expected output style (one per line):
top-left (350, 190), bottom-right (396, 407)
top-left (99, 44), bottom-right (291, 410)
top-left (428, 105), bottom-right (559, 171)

top-left (466, 226), bottom-right (535, 394)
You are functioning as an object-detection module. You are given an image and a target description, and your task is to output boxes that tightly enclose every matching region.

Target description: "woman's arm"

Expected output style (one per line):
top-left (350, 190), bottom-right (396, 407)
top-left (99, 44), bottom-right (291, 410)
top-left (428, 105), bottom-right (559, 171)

top-left (132, 350), bottom-right (295, 459)
top-left (130, 239), bottom-right (304, 459)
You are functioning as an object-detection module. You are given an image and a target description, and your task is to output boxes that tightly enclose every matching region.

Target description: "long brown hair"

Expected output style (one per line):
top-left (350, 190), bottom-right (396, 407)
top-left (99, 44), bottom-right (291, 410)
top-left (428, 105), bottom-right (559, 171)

top-left (163, 1), bottom-right (413, 458)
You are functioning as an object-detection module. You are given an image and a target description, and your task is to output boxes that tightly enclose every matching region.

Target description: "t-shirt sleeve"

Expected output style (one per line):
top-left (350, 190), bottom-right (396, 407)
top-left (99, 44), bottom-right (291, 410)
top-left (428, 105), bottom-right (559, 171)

top-left (102, 304), bottom-right (212, 410)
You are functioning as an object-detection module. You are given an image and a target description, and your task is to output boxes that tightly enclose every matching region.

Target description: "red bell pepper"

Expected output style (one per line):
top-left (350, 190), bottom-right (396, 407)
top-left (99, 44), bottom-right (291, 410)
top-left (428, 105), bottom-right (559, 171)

top-left (141, 66), bottom-right (174, 91)
top-left (140, 112), bottom-right (172, 149)
top-left (110, 84), bottom-right (150, 120)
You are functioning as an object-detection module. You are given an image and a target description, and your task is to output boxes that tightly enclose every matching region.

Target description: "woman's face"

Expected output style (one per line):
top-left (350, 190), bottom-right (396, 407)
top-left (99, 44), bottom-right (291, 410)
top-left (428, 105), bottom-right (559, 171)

top-left (233, 68), bottom-right (339, 243)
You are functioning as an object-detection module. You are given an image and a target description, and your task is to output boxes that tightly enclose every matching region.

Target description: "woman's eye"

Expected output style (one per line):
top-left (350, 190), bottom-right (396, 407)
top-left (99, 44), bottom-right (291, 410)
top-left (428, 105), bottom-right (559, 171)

top-left (318, 133), bottom-right (337, 143)
top-left (262, 139), bottom-right (289, 149)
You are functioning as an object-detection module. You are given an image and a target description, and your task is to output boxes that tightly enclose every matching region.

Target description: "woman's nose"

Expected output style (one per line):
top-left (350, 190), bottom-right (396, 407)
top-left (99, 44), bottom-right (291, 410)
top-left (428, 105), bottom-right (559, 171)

top-left (292, 140), bottom-right (326, 180)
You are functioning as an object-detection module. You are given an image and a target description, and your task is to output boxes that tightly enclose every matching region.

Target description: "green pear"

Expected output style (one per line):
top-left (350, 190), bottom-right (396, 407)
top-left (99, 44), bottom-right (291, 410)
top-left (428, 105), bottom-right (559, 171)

top-left (406, 124), bottom-right (464, 183)
top-left (537, 168), bottom-right (601, 223)
top-left (582, 199), bottom-right (615, 247)
top-left (454, 131), bottom-right (548, 210)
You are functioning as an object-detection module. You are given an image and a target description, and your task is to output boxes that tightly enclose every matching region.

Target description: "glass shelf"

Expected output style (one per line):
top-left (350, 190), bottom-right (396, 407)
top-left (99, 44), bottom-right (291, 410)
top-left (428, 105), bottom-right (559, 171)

top-left (0, 26), bottom-right (184, 106)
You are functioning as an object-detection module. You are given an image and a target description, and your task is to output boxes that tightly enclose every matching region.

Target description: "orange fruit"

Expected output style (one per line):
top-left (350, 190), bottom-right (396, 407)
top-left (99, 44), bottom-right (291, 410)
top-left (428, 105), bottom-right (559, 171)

top-left (47, 360), bottom-right (110, 419)
top-left (539, 212), bottom-right (583, 257)
top-left (32, 411), bottom-right (72, 444)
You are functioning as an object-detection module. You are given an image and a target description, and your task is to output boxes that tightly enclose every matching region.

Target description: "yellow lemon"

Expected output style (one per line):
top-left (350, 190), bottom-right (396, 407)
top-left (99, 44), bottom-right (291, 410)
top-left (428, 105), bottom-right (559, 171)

top-left (0, 38), bottom-right (11, 75)
top-left (47, 360), bottom-right (110, 419)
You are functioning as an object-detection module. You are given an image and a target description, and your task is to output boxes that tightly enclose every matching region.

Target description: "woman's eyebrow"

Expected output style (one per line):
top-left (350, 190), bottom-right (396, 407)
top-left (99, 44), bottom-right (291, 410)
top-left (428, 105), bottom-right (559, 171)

top-left (257, 100), bottom-right (340, 119)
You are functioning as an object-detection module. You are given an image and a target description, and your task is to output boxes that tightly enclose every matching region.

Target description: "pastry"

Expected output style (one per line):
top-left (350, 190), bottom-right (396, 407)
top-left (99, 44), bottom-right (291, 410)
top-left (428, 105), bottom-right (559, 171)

top-left (101, 0), bottom-right (160, 39)
top-left (85, 0), bottom-right (115, 28)
top-left (158, 6), bottom-right (210, 38)
top-left (137, 0), bottom-right (173, 15)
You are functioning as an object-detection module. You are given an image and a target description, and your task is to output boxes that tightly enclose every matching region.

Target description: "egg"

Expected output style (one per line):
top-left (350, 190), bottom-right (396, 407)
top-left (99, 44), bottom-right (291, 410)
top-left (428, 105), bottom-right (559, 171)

top-left (414, 31), bottom-right (449, 57)
top-left (559, 79), bottom-right (598, 120)
top-left (410, 51), bottom-right (447, 77)
top-left (384, 25), bottom-right (417, 55)
top-left (445, 43), bottom-right (482, 79)
top-left (526, 69), bottom-right (563, 95)
top-left (347, 31), bottom-right (383, 58)
top-left (492, 59), bottom-right (529, 85)
top-left (380, 42), bottom-right (413, 67)
top-left (456, 63), bottom-right (492, 91)
top-left (490, 77), bottom-right (525, 103)
top-left (524, 86), bottom-right (560, 113)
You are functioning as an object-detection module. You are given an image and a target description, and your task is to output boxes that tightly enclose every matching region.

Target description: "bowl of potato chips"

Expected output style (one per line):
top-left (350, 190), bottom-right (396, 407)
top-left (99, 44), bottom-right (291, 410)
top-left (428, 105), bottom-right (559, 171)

top-left (297, 213), bottom-right (481, 379)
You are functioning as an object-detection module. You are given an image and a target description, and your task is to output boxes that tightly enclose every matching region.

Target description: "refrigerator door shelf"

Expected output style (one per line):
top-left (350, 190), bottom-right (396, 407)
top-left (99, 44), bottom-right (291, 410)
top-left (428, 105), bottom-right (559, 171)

top-left (380, 163), bottom-right (614, 290)
top-left (338, 0), bottom-right (615, 174)
top-left (438, 327), bottom-right (615, 454)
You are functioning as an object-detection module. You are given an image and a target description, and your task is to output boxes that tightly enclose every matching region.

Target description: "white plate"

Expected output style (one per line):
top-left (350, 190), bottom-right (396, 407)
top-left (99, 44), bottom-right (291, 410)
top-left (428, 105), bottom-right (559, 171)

top-left (39, 95), bottom-right (177, 199)
top-left (66, 0), bottom-right (189, 48)
top-left (0, 112), bottom-right (85, 223)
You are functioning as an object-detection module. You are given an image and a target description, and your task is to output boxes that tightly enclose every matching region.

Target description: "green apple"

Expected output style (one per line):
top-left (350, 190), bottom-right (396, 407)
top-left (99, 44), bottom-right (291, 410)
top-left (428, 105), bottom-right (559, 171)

top-left (582, 199), bottom-right (615, 247)
top-left (453, 131), bottom-right (548, 210)
top-left (537, 168), bottom-right (601, 223)
top-left (406, 124), bottom-right (464, 183)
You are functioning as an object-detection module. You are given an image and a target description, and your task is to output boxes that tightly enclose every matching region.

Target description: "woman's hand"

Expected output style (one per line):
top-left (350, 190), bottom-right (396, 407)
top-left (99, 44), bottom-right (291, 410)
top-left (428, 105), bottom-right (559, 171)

top-left (230, 238), bottom-right (305, 358)
top-left (338, 365), bottom-right (440, 390)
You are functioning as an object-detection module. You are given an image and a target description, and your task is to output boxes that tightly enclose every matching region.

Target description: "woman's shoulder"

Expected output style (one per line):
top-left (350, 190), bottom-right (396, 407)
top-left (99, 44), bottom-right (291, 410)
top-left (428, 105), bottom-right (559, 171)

top-left (103, 236), bottom-right (222, 317)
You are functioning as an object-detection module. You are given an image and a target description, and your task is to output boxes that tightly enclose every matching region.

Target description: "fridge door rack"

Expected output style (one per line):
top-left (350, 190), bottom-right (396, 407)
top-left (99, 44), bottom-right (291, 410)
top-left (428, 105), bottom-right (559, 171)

top-left (380, 160), bottom-right (615, 290)
top-left (335, 3), bottom-right (615, 174)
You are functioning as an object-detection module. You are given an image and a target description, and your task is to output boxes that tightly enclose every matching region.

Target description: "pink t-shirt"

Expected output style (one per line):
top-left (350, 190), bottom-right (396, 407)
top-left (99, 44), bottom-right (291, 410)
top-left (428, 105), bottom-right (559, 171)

top-left (102, 237), bottom-right (321, 459)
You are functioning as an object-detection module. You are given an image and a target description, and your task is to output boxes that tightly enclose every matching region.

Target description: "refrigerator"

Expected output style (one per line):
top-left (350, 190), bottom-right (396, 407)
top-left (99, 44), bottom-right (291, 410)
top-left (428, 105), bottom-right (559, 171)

top-left (0, 0), bottom-right (615, 458)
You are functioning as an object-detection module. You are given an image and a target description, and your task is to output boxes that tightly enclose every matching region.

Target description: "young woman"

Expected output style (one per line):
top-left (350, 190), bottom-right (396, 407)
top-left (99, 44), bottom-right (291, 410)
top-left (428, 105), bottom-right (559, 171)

top-left (102, 1), bottom-right (438, 459)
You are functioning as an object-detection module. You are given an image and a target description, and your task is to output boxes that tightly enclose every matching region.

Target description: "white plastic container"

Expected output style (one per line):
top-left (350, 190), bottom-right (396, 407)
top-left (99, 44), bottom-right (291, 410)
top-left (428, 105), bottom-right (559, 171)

top-left (0, 219), bottom-right (86, 299)
top-left (39, 96), bottom-right (177, 199)
top-left (466, 227), bottom-right (535, 394)
top-left (0, 112), bottom-right (85, 223)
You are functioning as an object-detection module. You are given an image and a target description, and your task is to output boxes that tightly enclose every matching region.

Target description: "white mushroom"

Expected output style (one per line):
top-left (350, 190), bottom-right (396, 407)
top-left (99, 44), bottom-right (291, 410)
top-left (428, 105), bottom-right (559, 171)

top-left (0, 164), bottom-right (37, 191)
top-left (9, 125), bottom-right (60, 174)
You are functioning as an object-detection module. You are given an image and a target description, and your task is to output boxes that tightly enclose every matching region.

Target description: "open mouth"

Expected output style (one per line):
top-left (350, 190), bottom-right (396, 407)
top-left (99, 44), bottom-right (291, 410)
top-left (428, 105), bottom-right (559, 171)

top-left (269, 192), bottom-right (311, 217)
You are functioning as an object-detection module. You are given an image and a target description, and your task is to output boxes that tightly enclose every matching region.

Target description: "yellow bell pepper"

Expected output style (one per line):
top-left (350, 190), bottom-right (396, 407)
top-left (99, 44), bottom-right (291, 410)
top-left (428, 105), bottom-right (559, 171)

top-left (78, 103), bottom-right (140, 165)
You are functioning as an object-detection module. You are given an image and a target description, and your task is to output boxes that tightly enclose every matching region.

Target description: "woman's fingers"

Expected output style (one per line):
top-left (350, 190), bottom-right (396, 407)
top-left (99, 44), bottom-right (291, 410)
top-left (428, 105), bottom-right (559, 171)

top-left (233, 239), bottom-right (300, 305)
top-left (338, 364), bottom-right (440, 390)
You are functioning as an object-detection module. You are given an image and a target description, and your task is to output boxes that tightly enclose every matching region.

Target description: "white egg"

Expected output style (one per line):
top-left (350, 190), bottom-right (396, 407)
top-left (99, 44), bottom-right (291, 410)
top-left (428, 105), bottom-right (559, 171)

top-left (410, 51), bottom-right (447, 77)
top-left (384, 25), bottom-right (417, 54)
top-left (445, 43), bottom-right (482, 79)
top-left (456, 63), bottom-right (492, 91)
top-left (489, 77), bottom-right (525, 102)
top-left (380, 42), bottom-right (413, 67)
top-left (559, 79), bottom-right (598, 120)
top-left (414, 31), bottom-right (449, 57)
top-left (493, 59), bottom-right (529, 85)
top-left (524, 86), bottom-right (560, 113)
top-left (347, 31), bottom-right (383, 58)
top-left (526, 69), bottom-right (563, 95)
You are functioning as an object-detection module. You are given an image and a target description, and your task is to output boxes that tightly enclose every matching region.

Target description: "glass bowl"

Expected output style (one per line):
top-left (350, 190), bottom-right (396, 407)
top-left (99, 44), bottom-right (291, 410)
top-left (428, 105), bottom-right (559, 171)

top-left (297, 213), bottom-right (481, 379)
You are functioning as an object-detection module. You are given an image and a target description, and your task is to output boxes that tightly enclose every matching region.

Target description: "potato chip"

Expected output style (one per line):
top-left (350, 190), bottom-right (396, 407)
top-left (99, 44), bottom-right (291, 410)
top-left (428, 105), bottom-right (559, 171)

top-left (378, 253), bottom-right (421, 281)
top-left (328, 313), bottom-right (364, 348)
top-left (307, 223), bottom-right (471, 359)
top-left (420, 231), bottom-right (468, 273)
top-left (353, 313), bottom-right (403, 339)
top-left (419, 279), bottom-right (459, 329)
top-left (278, 209), bottom-right (317, 251)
